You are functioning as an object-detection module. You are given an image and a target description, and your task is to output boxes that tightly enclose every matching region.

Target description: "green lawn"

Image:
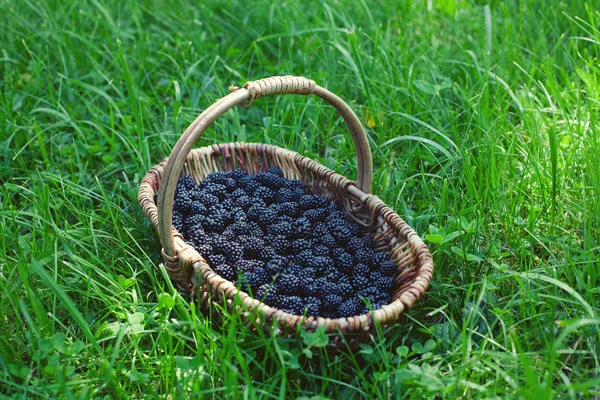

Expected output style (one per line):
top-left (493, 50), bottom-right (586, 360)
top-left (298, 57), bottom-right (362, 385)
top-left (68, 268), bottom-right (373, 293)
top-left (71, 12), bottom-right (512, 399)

top-left (1, 0), bottom-right (599, 398)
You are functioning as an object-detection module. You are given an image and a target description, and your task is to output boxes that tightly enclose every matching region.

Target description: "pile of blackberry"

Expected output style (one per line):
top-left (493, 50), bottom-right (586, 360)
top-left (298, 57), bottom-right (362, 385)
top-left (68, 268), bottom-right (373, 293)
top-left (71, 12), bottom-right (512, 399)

top-left (170, 166), bottom-right (396, 318)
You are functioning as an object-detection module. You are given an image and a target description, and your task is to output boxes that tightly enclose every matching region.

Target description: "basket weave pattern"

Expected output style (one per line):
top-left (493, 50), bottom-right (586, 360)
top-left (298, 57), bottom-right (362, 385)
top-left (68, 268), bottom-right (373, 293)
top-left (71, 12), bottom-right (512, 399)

top-left (138, 76), bottom-right (433, 345)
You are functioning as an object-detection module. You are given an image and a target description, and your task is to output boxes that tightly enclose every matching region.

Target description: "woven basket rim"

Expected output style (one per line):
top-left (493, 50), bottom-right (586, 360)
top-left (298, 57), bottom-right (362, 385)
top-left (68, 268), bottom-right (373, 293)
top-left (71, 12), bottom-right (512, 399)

top-left (139, 141), bottom-right (434, 336)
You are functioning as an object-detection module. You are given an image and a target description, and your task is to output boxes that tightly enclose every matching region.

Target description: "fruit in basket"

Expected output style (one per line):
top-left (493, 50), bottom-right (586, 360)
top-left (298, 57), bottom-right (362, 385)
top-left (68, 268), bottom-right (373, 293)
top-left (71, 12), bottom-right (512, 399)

top-left (171, 166), bottom-right (396, 318)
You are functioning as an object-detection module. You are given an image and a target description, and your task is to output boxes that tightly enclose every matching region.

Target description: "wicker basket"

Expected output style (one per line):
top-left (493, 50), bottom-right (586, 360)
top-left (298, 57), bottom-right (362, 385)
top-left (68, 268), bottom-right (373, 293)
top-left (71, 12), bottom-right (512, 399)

top-left (138, 76), bottom-right (434, 347)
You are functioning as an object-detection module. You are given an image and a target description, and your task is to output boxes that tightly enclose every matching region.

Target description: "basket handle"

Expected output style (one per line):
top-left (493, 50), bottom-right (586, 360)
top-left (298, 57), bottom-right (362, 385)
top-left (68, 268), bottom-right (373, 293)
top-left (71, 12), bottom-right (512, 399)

top-left (157, 76), bottom-right (373, 257)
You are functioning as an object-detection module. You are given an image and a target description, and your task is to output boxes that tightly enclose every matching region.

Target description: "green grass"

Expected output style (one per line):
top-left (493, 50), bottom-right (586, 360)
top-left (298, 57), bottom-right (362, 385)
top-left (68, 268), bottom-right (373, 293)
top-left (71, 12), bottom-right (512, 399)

top-left (1, 0), bottom-right (599, 398)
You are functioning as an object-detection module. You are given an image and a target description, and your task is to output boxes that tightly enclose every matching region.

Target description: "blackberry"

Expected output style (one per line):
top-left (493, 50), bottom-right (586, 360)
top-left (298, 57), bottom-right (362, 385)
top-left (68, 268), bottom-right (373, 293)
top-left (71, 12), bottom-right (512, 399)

top-left (293, 217), bottom-right (312, 237)
top-left (372, 251), bottom-right (389, 265)
top-left (231, 168), bottom-right (248, 180)
top-left (322, 311), bottom-right (341, 319)
top-left (248, 267), bottom-right (270, 287)
top-left (258, 246), bottom-right (277, 262)
top-left (353, 263), bottom-right (370, 277)
top-left (266, 256), bottom-right (287, 274)
top-left (295, 250), bottom-right (315, 267)
top-left (268, 222), bottom-right (292, 237)
top-left (323, 294), bottom-right (343, 311)
top-left (312, 222), bottom-right (329, 236)
top-left (303, 297), bottom-right (322, 316)
top-left (225, 177), bottom-right (238, 192)
top-left (355, 248), bottom-right (374, 265)
top-left (347, 237), bottom-right (366, 254)
top-left (195, 244), bottom-right (213, 257)
top-left (291, 239), bottom-right (312, 254)
top-left (203, 171), bottom-right (230, 185)
top-left (278, 274), bottom-right (301, 294)
top-left (172, 211), bottom-right (184, 233)
top-left (298, 267), bottom-right (317, 285)
top-left (281, 295), bottom-right (304, 315)
top-left (230, 188), bottom-right (246, 200)
top-left (254, 186), bottom-right (276, 203)
top-left (204, 183), bottom-right (227, 200)
top-left (270, 236), bottom-right (291, 255)
top-left (299, 195), bottom-right (318, 210)
top-left (254, 283), bottom-right (274, 301)
top-left (370, 270), bottom-right (382, 282)
top-left (313, 195), bottom-right (331, 209)
top-left (178, 175), bottom-right (196, 190)
top-left (338, 298), bottom-right (361, 317)
top-left (323, 266), bottom-right (343, 282)
top-left (257, 172), bottom-right (284, 190)
top-left (321, 234), bottom-right (338, 249)
top-left (174, 190), bottom-right (193, 213)
top-left (379, 261), bottom-right (397, 277)
top-left (189, 201), bottom-right (208, 216)
top-left (279, 202), bottom-right (301, 218)
top-left (334, 249), bottom-right (353, 267)
top-left (376, 276), bottom-right (393, 293)
top-left (203, 212), bottom-right (225, 232)
top-left (248, 205), bottom-right (277, 227)
top-left (214, 264), bottom-right (236, 281)
top-left (237, 259), bottom-right (259, 273)
top-left (313, 245), bottom-right (330, 257)
top-left (352, 275), bottom-right (370, 290)
top-left (206, 254), bottom-right (226, 267)
top-left (311, 256), bottom-right (335, 272)
top-left (303, 208), bottom-right (326, 222)
top-left (277, 188), bottom-right (297, 203)
top-left (234, 195), bottom-right (253, 211)
top-left (266, 166), bottom-right (284, 178)
top-left (282, 179), bottom-right (303, 190)
top-left (240, 236), bottom-right (265, 256)
top-left (328, 220), bottom-right (353, 243)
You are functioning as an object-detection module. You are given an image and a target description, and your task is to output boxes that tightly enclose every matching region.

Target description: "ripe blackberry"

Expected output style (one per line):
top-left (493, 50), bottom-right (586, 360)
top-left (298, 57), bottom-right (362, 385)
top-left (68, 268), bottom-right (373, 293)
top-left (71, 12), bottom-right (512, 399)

top-left (376, 277), bottom-right (393, 293)
top-left (334, 251), bottom-right (353, 271)
top-left (174, 190), bottom-right (193, 213)
top-left (234, 195), bottom-right (253, 211)
top-left (248, 205), bottom-right (277, 227)
top-left (328, 219), bottom-right (353, 243)
top-left (279, 202), bottom-right (301, 218)
top-left (269, 236), bottom-right (291, 255)
top-left (282, 179), bottom-right (303, 190)
top-left (204, 183), bottom-right (227, 201)
top-left (239, 236), bottom-right (264, 255)
top-left (295, 250), bottom-right (315, 267)
top-left (378, 260), bottom-right (397, 277)
top-left (322, 311), bottom-right (341, 319)
top-left (313, 245), bottom-right (330, 257)
top-left (254, 283), bottom-right (274, 301)
top-left (298, 267), bottom-right (317, 285)
top-left (352, 275), bottom-right (370, 290)
top-left (189, 201), bottom-right (208, 216)
top-left (323, 294), bottom-right (343, 311)
top-left (292, 217), bottom-right (312, 237)
top-left (257, 172), bottom-right (284, 190)
top-left (321, 234), bottom-right (338, 249)
top-left (338, 298), bottom-right (361, 317)
top-left (303, 297), bottom-right (322, 316)
top-left (291, 239), bottom-right (312, 254)
top-left (231, 168), bottom-right (248, 180)
top-left (372, 251), bottom-right (389, 265)
top-left (193, 242), bottom-right (212, 258)
top-left (214, 264), bottom-right (236, 281)
top-left (206, 254), bottom-right (226, 267)
top-left (323, 266), bottom-right (343, 282)
top-left (268, 222), bottom-right (292, 237)
top-left (254, 186), bottom-right (276, 204)
top-left (281, 295), bottom-right (304, 315)
top-left (347, 237), bottom-right (366, 254)
top-left (312, 222), bottom-right (329, 236)
top-left (178, 175), bottom-right (196, 191)
top-left (213, 239), bottom-right (243, 263)
top-left (172, 211), bottom-right (184, 233)
top-left (353, 263), bottom-right (370, 277)
top-left (311, 256), bottom-right (335, 272)
top-left (313, 195), bottom-right (331, 209)
top-left (303, 208), bottom-right (326, 222)
top-left (237, 259), bottom-right (259, 273)
top-left (370, 270), bottom-right (382, 282)
top-left (258, 246), bottom-right (277, 262)
top-left (248, 267), bottom-right (270, 288)
top-left (203, 212), bottom-right (225, 232)
top-left (355, 248), bottom-right (374, 265)
top-left (266, 166), bottom-right (284, 178)
top-left (266, 256), bottom-right (287, 274)
top-left (203, 171), bottom-right (230, 185)
top-left (277, 188), bottom-right (297, 203)
top-left (225, 177), bottom-right (238, 192)
top-left (278, 274), bottom-right (301, 294)
top-left (299, 195), bottom-right (318, 210)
